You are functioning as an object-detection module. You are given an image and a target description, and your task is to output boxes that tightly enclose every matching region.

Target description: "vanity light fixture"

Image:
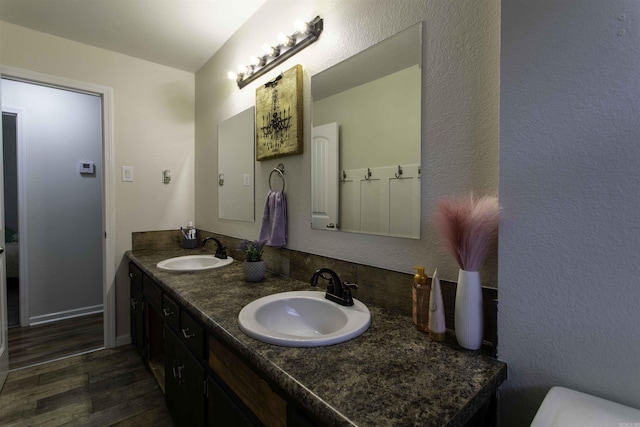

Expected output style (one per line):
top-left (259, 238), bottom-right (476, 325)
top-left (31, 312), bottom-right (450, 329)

top-left (228, 16), bottom-right (323, 89)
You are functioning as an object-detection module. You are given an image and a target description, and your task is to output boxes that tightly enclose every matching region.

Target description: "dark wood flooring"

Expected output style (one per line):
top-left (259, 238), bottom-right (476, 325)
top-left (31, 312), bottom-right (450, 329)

top-left (0, 345), bottom-right (173, 426)
top-left (8, 313), bottom-right (105, 370)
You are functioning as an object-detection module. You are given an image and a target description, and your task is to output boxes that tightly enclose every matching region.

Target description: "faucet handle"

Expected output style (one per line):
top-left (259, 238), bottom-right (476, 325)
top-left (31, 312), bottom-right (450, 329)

top-left (343, 282), bottom-right (358, 304)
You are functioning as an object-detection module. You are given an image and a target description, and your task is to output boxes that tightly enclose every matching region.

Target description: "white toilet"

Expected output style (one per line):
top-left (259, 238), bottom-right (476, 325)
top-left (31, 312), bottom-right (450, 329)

top-left (531, 386), bottom-right (640, 427)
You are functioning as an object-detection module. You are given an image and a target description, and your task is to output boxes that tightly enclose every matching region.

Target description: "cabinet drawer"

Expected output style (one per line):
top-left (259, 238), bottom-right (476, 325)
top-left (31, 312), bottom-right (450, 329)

top-left (129, 263), bottom-right (143, 291)
top-left (142, 275), bottom-right (162, 313)
top-left (209, 335), bottom-right (287, 427)
top-left (162, 294), bottom-right (180, 331)
top-left (180, 309), bottom-right (205, 359)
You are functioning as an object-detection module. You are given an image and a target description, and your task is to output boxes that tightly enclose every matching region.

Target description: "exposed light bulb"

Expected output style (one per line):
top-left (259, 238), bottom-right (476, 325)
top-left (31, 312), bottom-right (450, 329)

top-left (262, 44), bottom-right (277, 57)
top-left (295, 19), bottom-right (309, 34)
top-left (249, 56), bottom-right (265, 67)
top-left (278, 33), bottom-right (295, 47)
top-left (227, 71), bottom-right (238, 80)
top-left (237, 64), bottom-right (249, 74)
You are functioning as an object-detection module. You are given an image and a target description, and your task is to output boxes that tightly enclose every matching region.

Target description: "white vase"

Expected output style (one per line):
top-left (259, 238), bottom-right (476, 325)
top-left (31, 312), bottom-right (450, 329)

top-left (243, 260), bottom-right (266, 282)
top-left (455, 269), bottom-right (483, 350)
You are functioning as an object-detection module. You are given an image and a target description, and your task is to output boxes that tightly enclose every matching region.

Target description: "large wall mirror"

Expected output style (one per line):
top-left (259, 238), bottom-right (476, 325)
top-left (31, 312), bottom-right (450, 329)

top-left (311, 22), bottom-right (422, 239)
top-left (218, 107), bottom-right (255, 222)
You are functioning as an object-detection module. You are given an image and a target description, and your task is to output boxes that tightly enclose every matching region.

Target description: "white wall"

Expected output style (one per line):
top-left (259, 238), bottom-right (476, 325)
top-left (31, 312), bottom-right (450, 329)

top-left (0, 21), bottom-right (195, 338)
top-left (195, 0), bottom-right (500, 284)
top-left (499, 0), bottom-right (640, 424)
top-left (2, 79), bottom-right (103, 322)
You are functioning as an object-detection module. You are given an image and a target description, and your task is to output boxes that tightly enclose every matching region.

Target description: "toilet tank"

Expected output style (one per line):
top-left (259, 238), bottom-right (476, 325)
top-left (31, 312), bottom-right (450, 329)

top-left (531, 386), bottom-right (640, 427)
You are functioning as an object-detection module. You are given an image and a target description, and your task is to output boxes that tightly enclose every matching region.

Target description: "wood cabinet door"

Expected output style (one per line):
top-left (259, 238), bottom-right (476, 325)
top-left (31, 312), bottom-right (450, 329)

top-left (130, 284), bottom-right (144, 358)
top-left (164, 325), bottom-right (206, 426)
top-left (207, 375), bottom-right (258, 426)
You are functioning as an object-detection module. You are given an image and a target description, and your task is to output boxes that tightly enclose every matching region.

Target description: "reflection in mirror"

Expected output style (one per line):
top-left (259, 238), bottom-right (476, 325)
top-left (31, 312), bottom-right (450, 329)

top-left (312, 122), bottom-right (339, 231)
top-left (311, 22), bottom-right (422, 239)
top-left (218, 107), bottom-right (255, 222)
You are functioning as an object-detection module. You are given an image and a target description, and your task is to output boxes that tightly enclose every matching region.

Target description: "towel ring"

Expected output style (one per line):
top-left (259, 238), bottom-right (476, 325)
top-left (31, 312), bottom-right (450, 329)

top-left (269, 164), bottom-right (285, 192)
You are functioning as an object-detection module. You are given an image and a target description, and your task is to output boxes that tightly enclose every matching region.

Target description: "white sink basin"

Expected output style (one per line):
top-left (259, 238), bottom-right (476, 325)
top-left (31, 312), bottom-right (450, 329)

top-left (157, 255), bottom-right (233, 272)
top-left (238, 291), bottom-right (371, 347)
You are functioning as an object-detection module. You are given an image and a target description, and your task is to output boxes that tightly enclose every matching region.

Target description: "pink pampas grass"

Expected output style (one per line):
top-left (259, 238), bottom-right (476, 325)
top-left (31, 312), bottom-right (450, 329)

top-left (433, 193), bottom-right (500, 272)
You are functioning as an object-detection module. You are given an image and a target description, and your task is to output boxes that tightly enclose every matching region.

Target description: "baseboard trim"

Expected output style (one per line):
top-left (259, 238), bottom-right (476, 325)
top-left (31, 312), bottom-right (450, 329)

top-left (116, 334), bottom-right (132, 347)
top-left (29, 305), bottom-right (104, 326)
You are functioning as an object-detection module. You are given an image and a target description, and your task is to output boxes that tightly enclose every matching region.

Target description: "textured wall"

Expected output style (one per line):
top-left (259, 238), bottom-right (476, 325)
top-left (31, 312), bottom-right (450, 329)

top-left (499, 0), bottom-right (640, 424)
top-left (195, 0), bottom-right (500, 285)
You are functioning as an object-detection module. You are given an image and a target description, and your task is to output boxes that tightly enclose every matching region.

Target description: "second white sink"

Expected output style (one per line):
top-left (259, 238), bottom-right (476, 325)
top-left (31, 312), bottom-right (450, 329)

top-left (238, 291), bottom-right (371, 347)
top-left (157, 255), bottom-right (233, 272)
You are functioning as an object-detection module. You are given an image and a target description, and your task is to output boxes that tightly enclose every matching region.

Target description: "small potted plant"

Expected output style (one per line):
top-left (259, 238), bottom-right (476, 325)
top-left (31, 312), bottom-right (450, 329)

top-left (238, 239), bottom-right (267, 282)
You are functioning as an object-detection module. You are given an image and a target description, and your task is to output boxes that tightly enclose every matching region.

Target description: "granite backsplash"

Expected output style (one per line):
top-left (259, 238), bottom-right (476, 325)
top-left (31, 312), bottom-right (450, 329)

top-left (132, 229), bottom-right (498, 354)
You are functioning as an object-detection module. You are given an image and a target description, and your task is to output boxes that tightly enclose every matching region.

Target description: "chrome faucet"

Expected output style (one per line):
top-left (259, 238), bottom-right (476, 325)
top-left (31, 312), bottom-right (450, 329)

top-left (310, 268), bottom-right (357, 306)
top-left (201, 237), bottom-right (227, 259)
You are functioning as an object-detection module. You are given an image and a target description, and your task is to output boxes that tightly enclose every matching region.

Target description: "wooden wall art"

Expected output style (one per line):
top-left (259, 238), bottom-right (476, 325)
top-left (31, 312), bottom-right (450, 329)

top-left (255, 64), bottom-right (303, 161)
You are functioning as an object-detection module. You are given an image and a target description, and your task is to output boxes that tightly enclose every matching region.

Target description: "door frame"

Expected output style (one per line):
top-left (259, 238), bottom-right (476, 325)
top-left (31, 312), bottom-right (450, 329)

top-left (1, 65), bottom-right (116, 348)
top-left (1, 107), bottom-right (28, 327)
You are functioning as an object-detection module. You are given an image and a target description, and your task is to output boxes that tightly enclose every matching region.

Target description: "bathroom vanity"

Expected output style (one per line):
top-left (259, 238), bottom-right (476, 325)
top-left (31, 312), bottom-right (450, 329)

top-left (127, 247), bottom-right (506, 426)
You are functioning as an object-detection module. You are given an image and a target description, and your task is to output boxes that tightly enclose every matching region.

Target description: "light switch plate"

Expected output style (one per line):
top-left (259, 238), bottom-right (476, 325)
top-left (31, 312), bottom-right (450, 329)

top-left (122, 166), bottom-right (134, 182)
top-left (243, 173), bottom-right (251, 186)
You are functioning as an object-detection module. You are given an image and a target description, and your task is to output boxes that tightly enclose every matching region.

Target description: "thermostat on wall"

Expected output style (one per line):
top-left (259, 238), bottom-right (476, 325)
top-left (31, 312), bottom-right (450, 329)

top-left (79, 161), bottom-right (95, 174)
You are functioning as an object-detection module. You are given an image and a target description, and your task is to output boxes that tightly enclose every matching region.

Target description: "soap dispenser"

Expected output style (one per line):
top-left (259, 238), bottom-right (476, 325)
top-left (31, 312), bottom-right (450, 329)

top-left (428, 269), bottom-right (446, 342)
top-left (412, 266), bottom-right (430, 332)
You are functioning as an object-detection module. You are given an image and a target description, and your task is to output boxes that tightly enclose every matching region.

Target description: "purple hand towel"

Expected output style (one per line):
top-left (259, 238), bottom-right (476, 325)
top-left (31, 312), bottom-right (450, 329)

top-left (259, 190), bottom-right (287, 247)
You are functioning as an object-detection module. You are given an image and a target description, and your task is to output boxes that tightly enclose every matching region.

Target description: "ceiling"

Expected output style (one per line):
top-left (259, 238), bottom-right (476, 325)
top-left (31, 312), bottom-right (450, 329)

top-left (0, 0), bottom-right (268, 73)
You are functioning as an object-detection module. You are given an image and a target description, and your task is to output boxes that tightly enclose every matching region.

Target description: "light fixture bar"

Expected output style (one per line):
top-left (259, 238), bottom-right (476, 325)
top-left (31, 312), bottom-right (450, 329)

top-left (232, 16), bottom-right (323, 89)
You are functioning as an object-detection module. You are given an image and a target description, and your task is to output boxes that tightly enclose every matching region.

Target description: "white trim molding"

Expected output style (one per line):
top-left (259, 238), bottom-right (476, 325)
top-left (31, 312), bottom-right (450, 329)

top-left (29, 305), bottom-right (104, 326)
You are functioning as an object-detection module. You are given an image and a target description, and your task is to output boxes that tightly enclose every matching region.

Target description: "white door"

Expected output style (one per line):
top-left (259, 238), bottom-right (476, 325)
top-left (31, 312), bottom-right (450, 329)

top-left (311, 123), bottom-right (339, 230)
top-left (0, 104), bottom-right (8, 390)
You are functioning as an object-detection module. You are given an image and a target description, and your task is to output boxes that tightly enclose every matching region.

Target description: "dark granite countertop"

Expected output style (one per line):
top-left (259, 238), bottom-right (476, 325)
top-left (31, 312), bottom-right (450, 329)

top-left (127, 248), bottom-right (506, 427)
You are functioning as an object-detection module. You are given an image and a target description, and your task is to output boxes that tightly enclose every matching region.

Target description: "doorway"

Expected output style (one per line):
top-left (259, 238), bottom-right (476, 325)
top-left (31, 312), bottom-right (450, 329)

top-left (2, 80), bottom-right (105, 368)
top-left (0, 66), bottom-right (116, 370)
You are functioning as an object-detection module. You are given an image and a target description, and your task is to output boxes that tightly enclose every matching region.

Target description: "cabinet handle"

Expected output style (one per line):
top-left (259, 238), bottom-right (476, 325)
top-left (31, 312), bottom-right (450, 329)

top-left (163, 308), bottom-right (174, 317)
top-left (130, 299), bottom-right (137, 310)
top-left (172, 360), bottom-right (184, 380)
top-left (182, 328), bottom-right (196, 339)
top-left (129, 272), bottom-right (135, 278)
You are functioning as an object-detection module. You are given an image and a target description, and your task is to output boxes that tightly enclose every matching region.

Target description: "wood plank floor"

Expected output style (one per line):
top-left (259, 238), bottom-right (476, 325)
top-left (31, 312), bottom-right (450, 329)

top-left (9, 313), bottom-right (105, 370)
top-left (0, 345), bottom-right (174, 426)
